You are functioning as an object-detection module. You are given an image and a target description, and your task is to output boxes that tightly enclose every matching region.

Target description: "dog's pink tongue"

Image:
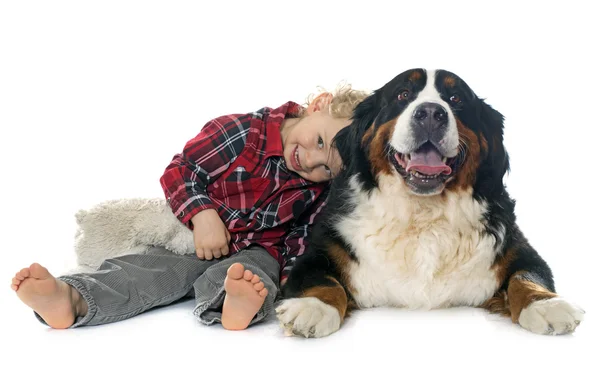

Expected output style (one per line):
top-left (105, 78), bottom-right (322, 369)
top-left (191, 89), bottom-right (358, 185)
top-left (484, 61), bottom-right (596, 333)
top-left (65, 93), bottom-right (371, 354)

top-left (406, 144), bottom-right (452, 175)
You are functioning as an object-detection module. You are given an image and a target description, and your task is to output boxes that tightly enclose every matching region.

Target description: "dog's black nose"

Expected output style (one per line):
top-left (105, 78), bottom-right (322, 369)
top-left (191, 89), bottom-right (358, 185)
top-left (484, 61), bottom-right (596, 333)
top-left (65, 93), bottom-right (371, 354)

top-left (412, 102), bottom-right (448, 123)
top-left (411, 102), bottom-right (448, 139)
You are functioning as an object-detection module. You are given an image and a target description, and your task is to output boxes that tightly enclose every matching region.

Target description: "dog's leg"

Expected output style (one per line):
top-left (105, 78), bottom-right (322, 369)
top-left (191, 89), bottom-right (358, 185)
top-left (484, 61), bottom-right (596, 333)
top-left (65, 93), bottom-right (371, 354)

top-left (496, 240), bottom-right (585, 335)
top-left (276, 249), bottom-right (350, 338)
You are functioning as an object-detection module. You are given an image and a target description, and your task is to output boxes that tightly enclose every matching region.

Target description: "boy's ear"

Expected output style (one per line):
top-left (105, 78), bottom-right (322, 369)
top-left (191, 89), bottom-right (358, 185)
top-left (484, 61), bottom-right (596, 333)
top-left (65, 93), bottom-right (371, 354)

top-left (306, 92), bottom-right (333, 114)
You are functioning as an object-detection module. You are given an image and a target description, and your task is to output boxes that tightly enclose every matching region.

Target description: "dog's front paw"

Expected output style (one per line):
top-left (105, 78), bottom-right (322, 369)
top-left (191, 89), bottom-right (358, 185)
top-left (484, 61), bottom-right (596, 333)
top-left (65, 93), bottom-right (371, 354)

top-left (519, 297), bottom-right (585, 335)
top-left (276, 297), bottom-right (341, 338)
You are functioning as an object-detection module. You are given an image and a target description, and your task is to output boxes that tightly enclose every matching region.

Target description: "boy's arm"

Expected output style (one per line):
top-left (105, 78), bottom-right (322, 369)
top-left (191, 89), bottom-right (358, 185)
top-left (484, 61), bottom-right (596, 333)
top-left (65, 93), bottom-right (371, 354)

top-left (281, 190), bottom-right (328, 284)
top-left (160, 114), bottom-right (251, 227)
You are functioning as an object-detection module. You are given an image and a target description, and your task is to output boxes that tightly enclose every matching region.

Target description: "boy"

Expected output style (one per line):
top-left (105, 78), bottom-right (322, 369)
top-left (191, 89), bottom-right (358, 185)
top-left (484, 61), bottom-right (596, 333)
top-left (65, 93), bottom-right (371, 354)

top-left (10, 85), bottom-right (369, 331)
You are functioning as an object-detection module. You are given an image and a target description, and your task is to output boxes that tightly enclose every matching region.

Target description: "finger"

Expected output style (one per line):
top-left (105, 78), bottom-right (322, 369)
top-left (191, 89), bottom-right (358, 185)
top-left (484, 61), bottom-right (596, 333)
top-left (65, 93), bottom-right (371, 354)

top-left (221, 244), bottom-right (229, 256)
top-left (196, 248), bottom-right (205, 260)
top-left (204, 249), bottom-right (213, 261)
top-left (212, 248), bottom-right (222, 259)
top-left (225, 230), bottom-right (231, 241)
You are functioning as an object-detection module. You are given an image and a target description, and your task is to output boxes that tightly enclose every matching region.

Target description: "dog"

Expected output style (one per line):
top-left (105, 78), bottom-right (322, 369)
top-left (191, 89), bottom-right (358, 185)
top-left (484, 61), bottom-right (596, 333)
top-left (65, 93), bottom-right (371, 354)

top-left (276, 68), bottom-right (585, 338)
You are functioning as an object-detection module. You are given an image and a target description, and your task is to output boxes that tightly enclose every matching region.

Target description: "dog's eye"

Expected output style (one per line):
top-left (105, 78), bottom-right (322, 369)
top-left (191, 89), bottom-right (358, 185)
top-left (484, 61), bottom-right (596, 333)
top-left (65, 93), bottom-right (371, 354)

top-left (398, 90), bottom-right (411, 100)
top-left (450, 94), bottom-right (461, 104)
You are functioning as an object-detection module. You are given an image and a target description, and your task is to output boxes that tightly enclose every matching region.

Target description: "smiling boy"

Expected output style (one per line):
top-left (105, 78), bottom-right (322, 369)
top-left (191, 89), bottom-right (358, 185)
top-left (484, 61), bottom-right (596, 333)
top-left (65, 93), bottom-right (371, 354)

top-left (11, 85), bottom-right (369, 331)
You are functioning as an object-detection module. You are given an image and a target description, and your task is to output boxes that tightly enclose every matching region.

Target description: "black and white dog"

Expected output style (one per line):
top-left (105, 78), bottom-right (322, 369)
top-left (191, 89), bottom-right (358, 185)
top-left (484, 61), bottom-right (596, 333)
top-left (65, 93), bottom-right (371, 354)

top-left (277, 68), bottom-right (585, 338)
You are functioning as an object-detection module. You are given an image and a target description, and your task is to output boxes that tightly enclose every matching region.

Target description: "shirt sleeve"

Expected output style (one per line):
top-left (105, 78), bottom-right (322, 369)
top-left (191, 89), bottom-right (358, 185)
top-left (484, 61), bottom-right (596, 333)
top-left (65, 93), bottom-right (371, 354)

top-left (160, 113), bottom-right (251, 227)
top-left (280, 189), bottom-right (329, 282)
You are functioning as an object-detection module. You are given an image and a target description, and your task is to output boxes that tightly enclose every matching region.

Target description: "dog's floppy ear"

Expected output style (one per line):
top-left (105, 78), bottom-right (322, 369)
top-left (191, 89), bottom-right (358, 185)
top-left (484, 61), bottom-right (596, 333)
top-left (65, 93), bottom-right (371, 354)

top-left (332, 124), bottom-right (351, 154)
top-left (331, 124), bottom-right (353, 170)
top-left (477, 100), bottom-right (510, 193)
top-left (351, 91), bottom-right (380, 136)
top-left (332, 92), bottom-right (380, 169)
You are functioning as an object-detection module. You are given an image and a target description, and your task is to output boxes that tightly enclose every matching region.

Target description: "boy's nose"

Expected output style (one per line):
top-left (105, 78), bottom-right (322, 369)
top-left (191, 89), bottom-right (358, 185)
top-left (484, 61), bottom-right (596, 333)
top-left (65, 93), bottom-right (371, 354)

top-left (304, 150), bottom-right (320, 169)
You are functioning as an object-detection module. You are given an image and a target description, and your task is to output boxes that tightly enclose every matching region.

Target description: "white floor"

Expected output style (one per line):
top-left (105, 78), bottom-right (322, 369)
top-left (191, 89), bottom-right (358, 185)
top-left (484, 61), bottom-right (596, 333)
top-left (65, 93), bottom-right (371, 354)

top-left (1, 283), bottom-right (597, 389)
top-left (1, 1), bottom-right (599, 389)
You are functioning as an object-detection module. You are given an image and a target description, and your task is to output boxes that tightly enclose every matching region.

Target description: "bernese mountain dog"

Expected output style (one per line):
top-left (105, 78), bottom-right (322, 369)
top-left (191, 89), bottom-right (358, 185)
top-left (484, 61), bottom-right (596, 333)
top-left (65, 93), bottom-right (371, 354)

top-left (276, 68), bottom-right (585, 338)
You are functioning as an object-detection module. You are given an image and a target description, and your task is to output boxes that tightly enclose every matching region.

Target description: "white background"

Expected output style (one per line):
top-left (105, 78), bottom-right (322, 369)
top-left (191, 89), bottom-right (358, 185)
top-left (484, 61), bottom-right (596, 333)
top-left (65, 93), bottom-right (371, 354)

top-left (1, 1), bottom-right (598, 389)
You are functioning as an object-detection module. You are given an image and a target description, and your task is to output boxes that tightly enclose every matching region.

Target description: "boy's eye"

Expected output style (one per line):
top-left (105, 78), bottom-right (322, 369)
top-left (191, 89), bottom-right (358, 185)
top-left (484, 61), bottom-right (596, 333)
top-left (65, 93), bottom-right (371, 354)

top-left (318, 136), bottom-right (324, 148)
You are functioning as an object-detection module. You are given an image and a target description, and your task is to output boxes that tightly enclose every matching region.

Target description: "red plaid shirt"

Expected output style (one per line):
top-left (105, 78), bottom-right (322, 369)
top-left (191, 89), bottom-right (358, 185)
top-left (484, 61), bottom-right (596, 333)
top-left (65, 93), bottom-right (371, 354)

top-left (160, 102), bottom-right (328, 281)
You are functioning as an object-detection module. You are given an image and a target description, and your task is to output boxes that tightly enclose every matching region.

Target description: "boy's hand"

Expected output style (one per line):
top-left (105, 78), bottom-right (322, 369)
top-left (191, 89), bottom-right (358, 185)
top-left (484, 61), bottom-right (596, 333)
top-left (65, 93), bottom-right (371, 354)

top-left (191, 209), bottom-right (231, 260)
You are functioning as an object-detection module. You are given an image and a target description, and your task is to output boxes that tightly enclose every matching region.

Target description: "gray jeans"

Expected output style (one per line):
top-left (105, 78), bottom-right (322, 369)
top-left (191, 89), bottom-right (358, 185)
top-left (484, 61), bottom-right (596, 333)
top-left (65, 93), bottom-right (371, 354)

top-left (36, 246), bottom-right (280, 328)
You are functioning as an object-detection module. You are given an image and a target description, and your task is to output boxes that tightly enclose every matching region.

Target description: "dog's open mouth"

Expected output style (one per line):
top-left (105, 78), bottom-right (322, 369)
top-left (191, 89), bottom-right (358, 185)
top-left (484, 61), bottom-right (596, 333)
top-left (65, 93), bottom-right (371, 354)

top-left (391, 142), bottom-right (457, 195)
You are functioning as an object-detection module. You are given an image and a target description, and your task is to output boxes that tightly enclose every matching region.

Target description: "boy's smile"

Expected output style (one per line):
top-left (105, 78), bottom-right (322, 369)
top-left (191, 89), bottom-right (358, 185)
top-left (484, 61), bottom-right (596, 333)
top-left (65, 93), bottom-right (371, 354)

top-left (290, 145), bottom-right (302, 171)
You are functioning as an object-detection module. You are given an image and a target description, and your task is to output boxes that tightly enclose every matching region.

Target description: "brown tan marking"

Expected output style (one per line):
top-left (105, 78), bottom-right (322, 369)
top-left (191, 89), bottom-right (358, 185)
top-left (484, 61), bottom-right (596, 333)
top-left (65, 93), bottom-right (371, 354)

top-left (492, 246), bottom-right (517, 287)
top-left (367, 118), bottom-right (398, 176)
top-left (301, 278), bottom-right (349, 319)
top-left (480, 291), bottom-right (510, 317)
top-left (482, 247), bottom-right (546, 318)
top-left (507, 272), bottom-right (557, 323)
top-left (444, 76), bottom-right (456, 88)
top-left (327, 242), bottom-right (359, 311)
top-left (361, 124), bottom-right (376, 147)
top-left (408, 70), bottom-right (423, 82)
top-left (447, 120), bottom-right (483, 190)
top-left (482, 248), bottom-right (556, 319)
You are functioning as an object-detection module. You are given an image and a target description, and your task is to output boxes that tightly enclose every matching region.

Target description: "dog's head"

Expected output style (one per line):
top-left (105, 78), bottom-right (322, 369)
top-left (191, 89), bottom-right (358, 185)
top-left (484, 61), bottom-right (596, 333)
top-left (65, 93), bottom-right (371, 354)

top-left (342, 68), bottom-right (508, 196)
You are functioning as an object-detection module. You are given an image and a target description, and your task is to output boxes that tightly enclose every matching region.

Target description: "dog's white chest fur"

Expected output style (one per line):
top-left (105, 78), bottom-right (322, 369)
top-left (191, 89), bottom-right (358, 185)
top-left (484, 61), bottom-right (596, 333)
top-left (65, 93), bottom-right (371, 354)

top-left (336, 175), bottom-right (499, 310)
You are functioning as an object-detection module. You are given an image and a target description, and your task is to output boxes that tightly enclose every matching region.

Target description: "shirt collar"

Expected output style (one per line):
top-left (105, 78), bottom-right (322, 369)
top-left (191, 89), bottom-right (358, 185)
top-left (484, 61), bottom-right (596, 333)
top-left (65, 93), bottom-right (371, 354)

top-left (264, 101), bottom-right (302, 158)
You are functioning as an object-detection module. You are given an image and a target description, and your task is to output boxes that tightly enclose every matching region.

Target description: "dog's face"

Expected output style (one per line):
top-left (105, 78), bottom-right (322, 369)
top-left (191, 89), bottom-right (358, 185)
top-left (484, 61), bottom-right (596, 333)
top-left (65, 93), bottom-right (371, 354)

top-left (354, 69), bottom-right (507, 196)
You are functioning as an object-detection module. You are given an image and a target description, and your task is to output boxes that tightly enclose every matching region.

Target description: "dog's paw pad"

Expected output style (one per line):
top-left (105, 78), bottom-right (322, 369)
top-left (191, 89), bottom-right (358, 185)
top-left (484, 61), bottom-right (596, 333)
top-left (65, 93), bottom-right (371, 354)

top-left (519, 297), bottom-right (584, 335)
top-left (276, 297), bottom-right (341, 338)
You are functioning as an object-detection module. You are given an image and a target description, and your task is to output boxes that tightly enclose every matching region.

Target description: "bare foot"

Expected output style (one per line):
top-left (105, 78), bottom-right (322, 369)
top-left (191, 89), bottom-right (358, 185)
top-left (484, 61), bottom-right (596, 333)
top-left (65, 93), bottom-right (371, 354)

top-left (221, 263), bottom-right (268, 330)
top-left (11, 263), bottom-right (87, 329)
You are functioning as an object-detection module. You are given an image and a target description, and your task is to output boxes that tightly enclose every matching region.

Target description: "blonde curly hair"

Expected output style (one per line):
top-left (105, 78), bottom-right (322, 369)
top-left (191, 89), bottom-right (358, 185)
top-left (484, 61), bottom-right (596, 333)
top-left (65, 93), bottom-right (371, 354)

top-left (298, 82), bottom-right (371, 119)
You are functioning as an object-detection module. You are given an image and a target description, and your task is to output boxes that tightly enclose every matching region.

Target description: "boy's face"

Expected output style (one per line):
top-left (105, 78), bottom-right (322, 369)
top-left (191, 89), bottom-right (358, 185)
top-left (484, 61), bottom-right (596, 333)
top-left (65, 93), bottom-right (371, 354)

top-left (282, 108), bottom-right (349, 183)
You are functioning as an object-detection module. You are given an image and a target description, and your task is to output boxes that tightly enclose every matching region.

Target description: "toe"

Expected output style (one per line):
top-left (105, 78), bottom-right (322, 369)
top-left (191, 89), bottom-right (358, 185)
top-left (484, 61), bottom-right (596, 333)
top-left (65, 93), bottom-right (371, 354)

top-left (243, 269), bottom-right (253, 281)
top-left (18, 267), bottom-right (30, 279)
top-left (29, 263), bottom-right (50, 279)
top-left (253, 281), bottom-right (265, 291)
top-left (251, 274), bottom-right (260, 284)
top-left (226, 263), bottom-right (245, 280)
top-left (258, 288), bottom-right (268, 298)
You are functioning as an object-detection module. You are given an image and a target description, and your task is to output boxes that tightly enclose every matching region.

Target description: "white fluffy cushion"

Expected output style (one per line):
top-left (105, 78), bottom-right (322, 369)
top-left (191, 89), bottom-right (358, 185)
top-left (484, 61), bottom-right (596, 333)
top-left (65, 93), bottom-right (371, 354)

top-left (72, 198), bottom-right (195, 272)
